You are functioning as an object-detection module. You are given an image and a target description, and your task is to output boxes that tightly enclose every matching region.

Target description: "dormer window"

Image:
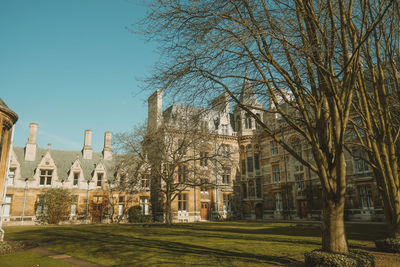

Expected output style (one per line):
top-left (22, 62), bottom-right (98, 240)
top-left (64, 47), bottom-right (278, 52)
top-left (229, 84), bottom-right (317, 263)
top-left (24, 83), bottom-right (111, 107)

top-left (40, 170), bottom-right (53, 186)
top-left (97, 173), bottom-right (103, 187)
top-left (73, 172), bottom-right (79, 187)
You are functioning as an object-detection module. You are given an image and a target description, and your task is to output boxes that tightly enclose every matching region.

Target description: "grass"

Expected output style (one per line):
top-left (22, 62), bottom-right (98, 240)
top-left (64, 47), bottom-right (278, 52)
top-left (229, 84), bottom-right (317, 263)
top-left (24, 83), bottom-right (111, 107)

top-left (1, 221), bottom-right (388, 266)
top-left (0, 250), bottom-right (73, 267)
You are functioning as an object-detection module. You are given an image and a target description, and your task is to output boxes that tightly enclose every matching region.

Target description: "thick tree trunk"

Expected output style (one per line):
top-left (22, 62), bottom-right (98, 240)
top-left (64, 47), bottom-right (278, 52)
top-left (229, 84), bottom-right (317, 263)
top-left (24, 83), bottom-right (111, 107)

top-left (165, 193), bottom-right (173, 225)
top-left (321, 200), bottom-right (348, 252)
top-left (372, 169), bottom-right (400, 239)
top-left (318, 150), bottom-right (348, 253)
top-left (380, 186), bottom-right (400, 239)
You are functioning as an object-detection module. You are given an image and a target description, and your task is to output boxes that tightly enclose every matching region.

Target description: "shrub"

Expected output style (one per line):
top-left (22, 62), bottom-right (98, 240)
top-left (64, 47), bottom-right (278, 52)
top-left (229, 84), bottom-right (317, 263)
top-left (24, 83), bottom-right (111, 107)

top-left (304, 249), bottom-right (374, 267)
top-left (36, 188), bottom-right (73, 224)
top-left (375, 238), bottom-right (400, 253)
top-left (0, 241), bottom-right (25, 255)
top-left (128, 206), bottom-right (153, 223)
top-left (0, 241), bottom-right (12, 255)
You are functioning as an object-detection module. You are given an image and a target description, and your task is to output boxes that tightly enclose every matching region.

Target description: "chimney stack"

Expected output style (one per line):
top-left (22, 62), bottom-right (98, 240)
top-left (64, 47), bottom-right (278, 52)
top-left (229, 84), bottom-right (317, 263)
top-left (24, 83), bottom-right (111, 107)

top-left (147, 90), bottom-right (163, 133)
top-left (82, 129), bottom-right (93, 159)
top-left (25, 122), bottom-right (38, 161)
top-left (103, 131), bottom-right (112, 160)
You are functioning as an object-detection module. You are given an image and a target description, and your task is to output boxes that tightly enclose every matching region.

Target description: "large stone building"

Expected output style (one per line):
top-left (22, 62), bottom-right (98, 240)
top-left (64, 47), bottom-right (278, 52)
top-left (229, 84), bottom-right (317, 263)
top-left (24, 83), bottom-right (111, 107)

top-left (145, 79), bottom-right (382, 222)
top-left (3, 124), bottom-right (150, 225)
top-left (0, 98), bottom-right (18, 238)
top-left (2, 82), bottom-right (381, 224)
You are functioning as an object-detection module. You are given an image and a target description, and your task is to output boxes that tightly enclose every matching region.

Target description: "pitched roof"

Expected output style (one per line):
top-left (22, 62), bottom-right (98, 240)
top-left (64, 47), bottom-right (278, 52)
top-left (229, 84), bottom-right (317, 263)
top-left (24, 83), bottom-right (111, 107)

top-left (13, 146), bottom-right (114, 181)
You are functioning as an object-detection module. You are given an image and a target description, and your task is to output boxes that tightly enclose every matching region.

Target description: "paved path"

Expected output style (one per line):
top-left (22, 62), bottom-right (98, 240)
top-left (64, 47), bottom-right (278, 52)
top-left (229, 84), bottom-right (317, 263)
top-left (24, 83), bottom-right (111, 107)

top-left (31, 243), bottom-right (101, 267)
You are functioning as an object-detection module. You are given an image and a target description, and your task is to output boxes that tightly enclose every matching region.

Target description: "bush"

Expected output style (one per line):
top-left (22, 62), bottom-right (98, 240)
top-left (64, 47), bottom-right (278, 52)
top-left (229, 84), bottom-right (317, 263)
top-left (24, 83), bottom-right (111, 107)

top-left (375, 238), bottom-right (400, 253)
top-left (304, 249), bottom-right (374, 267)
top-left (36, 188), bottom-right (73, 224)
top-left (0, 241), bottom-right (25, 255)
top-left (128, 206), bottom-right (152, 223)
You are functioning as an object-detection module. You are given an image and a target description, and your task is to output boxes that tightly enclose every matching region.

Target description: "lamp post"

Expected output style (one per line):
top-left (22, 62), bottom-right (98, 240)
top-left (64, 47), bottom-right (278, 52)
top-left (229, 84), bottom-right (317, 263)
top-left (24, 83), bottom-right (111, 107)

top-left (86, 180), bottom-right (90, 220)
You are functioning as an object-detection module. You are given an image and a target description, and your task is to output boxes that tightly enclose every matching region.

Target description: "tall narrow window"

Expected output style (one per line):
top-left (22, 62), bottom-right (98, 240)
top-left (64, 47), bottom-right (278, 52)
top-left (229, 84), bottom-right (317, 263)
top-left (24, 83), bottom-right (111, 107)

top-left (295, 173), bottom-right (305, 191)
top-left (97, 173), bottom-right (103, 187)
top-left (256, 178), bottom-right (262, 198)
top-left (141, 176), bottom-right (150, 189)
top-left (245, 114), bottom-right (252, 129)
top-left (236, 116), bottom-right (241, 131)
top-left (272, 164), bottom-right (280, 183)
top-left (222, 168), bottom-right (231, 184)
top-left (73, 172), bottom-right (79, 187)
top-left (247, 156), bottom-right (254, 173)
top-left (248, 180), bottom-right (255, 198)
top-left (40, 170), bottom-right (53, 186)
top-left (7, 168), bottom-right (15, 186)
top-left (358, 185), bottom-right (374, 209)
top-left (178, 193), bottom-right (188, 211)
top-left (140, 196), bottom-right (149, 215)
top-left (241, 159), bottom-right (246, 174)
top-left (118, 196), bottom-right (125, 216)
top-left (354, 151), bottom-right (368, 173)
top-left (270, 141), bottom-right (279, 156)
top-left (200, 179), bottom-right (208, 193)
top-left (223, 194), bottom-right (232, 212)
top-left (254, 153), bottom-right (260, 170)
top-left (275, 193), bottom-right (283, 211)
top-left (242, 183), bottom-right (247, 198)
top-left (200, 152), bottom-right (208, 167)
top-left (178, 165), bottom-right (187, 183)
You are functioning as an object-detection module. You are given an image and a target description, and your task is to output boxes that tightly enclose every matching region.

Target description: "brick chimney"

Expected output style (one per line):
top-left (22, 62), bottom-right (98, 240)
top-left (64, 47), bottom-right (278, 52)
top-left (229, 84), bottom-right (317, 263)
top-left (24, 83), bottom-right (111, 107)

top-left (25, 123), bottom-right (38, 161)
top-left (82, 129), bottom-right (93, 159)
top-left (102, 131), bottom-right (112, 160)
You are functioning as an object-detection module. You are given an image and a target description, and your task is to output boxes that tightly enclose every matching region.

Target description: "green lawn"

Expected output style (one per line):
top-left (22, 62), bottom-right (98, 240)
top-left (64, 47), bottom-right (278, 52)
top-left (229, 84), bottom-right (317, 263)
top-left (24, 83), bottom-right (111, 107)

top-left (2, 221), bottom-right (387, 266)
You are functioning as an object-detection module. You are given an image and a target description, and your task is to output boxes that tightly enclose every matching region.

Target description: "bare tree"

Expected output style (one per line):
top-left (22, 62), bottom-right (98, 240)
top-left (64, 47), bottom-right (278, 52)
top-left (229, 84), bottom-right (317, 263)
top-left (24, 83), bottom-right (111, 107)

top-left (138, 0), bottom-right (394, 252)
top-left (112, 125), bottom-right (151, 222)
top-left (144, 107), bottom-right (235, 224)
top-left (348, 0), bottom-right (400, 240)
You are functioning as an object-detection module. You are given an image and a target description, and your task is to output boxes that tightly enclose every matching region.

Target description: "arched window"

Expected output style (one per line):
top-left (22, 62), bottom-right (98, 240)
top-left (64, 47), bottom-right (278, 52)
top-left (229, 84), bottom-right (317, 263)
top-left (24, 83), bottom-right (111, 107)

top-left (245, 114), bottom-right (252, 129)
top-left (236, 116), bottom-right (241, 131)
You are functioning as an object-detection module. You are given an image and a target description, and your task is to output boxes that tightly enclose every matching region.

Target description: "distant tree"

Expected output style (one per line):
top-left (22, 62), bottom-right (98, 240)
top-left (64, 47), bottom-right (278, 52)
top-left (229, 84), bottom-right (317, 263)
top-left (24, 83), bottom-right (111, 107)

top-left (112, 124), bottom-right (150, 222)
top-left (36, 188), bottom-right (72, 224)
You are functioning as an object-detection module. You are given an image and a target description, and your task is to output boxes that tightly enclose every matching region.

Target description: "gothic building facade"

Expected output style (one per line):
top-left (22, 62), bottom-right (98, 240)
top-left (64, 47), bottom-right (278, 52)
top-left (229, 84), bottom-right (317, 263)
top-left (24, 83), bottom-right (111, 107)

top-left (145, 81), bottom-right (382, 222)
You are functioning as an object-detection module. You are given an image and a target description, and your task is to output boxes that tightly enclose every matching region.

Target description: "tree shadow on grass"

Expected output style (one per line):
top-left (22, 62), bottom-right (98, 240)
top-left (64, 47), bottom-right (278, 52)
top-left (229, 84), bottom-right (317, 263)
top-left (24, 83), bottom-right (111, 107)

top-left (10, 227), bottom-right (303, 266)
top-left (171, 222), bottom-right (386, 242)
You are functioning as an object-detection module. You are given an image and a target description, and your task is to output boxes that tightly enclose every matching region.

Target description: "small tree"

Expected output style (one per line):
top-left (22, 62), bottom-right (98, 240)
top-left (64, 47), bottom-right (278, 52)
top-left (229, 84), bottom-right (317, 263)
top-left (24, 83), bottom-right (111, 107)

top-left (36, 188), bottom-right (72, 224)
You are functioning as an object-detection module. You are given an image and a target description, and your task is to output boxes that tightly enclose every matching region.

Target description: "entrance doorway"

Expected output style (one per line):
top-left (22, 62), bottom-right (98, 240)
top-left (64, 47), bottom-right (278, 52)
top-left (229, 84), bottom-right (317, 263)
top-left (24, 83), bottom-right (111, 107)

top-left (200, 202), bottom-right (209, 220)
top-left (299, 200), bottom-right (307, 218)
top-left (255, 203), bottom-right (263, 219)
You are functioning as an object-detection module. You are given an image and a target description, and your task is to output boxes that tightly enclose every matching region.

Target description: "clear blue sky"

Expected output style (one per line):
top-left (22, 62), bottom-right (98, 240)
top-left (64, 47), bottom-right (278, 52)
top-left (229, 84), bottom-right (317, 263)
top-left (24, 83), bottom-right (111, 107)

top-left (1, 0), bottom-right (157, 152)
